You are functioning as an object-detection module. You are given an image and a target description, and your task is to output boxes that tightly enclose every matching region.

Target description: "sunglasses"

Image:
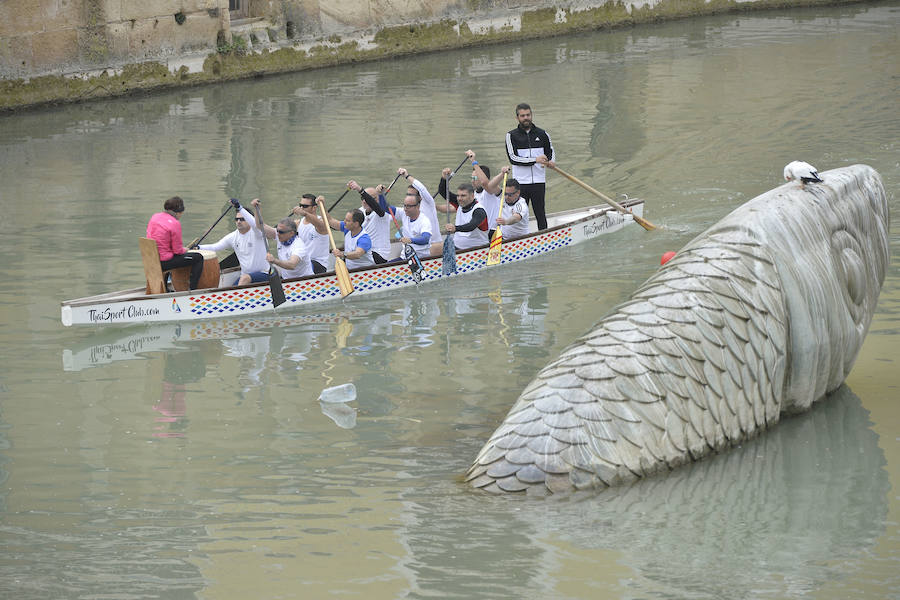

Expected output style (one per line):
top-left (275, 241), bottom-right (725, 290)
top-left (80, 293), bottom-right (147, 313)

top-left (234, 217), bottom-right (246, 221)
top-left (276, 229), bottom-right (292, 234)
top-left (298, 204), bottom-right (315, 208)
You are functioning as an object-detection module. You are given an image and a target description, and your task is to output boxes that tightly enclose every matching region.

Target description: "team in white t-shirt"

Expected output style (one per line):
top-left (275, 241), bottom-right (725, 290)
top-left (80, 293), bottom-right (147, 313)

top-left (226, 156), bottom-right (533, 279)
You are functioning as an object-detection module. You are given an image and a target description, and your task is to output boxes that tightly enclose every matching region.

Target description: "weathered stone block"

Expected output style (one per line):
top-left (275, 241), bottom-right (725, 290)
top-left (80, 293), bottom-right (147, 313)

top-left (0, 0), bottom-right (81, 35)
top-left (128, 16), bottom-right (176, 60)
top-left (179, 0), bottom-right (217, 12)
top-left (104, 0), bottom-right (123, 22)
top-left (106, 21), bottom-right (131, 62)
top-left (32, 29), bottom-right (79, 72)
top-left (120, 1), bottom-right (183, 22)
top-left (80, 31), bottom-right (107, 65)
top-left (0, 35), bottom-right (34, 78)
top-left (173, 13), bottom-right (220, 53)
top-left (320, 0), bottom-right (378, 29)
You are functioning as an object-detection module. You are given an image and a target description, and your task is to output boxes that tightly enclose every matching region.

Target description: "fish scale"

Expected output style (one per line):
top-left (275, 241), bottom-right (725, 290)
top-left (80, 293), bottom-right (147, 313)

top-left (466, 165), bottom-right (889, 494)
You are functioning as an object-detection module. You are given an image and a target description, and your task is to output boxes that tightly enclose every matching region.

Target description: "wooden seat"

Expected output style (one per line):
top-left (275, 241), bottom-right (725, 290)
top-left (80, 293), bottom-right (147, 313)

top-left (139, 237), bottom-right (189, 294)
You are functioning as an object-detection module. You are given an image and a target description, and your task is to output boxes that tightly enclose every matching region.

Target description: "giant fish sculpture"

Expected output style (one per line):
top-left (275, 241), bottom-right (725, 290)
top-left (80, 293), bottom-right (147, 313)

top-left (467, 164), bottom-right (889, 494)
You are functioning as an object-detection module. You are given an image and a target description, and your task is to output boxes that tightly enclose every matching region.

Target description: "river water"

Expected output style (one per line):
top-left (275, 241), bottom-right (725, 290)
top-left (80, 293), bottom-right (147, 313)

top-left (1, 3), bottom-right (898, 598)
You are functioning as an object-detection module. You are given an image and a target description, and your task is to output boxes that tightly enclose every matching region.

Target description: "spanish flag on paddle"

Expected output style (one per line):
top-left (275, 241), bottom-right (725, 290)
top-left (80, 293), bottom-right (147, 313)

top-left (486, 228), bottom-right (502, 266)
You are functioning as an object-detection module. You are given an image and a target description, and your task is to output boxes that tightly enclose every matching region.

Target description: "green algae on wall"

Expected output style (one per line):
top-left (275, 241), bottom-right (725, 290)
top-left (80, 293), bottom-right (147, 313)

top-left (81, 0), bottom-right (109, 64)
top-left (373, 19), bottom-right (470, 54)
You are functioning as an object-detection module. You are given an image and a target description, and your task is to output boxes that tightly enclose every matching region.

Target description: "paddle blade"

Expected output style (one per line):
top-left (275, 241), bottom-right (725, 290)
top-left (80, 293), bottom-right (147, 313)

top-left (403, 244), bottom-right (424, 283)
top-left (269, 270), bottom-right (286, 307)
top-left (219, 252), bottom-right (239, 269)
top-left (334, 257), bottom-right (355, 298)
top-left (442, 236), bottom-right (457, 275)
top-left (487, 227), bottom-right (502, 266)
top-left (633, 214), bottom-right (657, 231)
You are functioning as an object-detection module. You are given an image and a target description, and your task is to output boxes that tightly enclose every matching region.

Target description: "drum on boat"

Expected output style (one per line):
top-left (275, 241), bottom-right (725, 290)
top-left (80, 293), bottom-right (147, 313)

top-left (170, 249), bottom-right (220, 291)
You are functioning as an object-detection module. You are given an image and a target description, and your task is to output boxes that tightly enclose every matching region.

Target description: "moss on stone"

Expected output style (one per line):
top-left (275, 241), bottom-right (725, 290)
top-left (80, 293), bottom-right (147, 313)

top-left (566, 3), bottom-right (633, 30)
top-left (373, 19), bottom-right (463, 53)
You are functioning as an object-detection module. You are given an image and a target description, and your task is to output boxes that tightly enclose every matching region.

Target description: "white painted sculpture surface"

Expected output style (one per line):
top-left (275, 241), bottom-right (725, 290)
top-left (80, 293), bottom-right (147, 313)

top-left (467, 165), bottom-right (889, 494)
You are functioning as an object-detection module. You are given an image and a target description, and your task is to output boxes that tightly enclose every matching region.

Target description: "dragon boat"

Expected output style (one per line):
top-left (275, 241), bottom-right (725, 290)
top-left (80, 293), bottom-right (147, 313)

top-left (60, 198), bottom-right (644, 327)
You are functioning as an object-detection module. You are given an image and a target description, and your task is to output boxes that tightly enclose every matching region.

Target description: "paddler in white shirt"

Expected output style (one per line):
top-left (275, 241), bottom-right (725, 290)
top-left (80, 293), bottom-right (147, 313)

top-left (291, 193), bottom-right (330, 274)
top-left (496, 177), bottom-right (531, 239)
top-left (437, 150), bottom-right (507, 241)
top-left (322, 209), bottom-right (376, 270)
top-left (443, 182), bottom-right (488, 251)
top-left (198, 198), bottom-right (269, 285)
top-left (348, 180), bottom-right (392, 264)
top-left (251, 199), bottom-right (312, 279)
top-left (397, 167), bottom-right (443, 256)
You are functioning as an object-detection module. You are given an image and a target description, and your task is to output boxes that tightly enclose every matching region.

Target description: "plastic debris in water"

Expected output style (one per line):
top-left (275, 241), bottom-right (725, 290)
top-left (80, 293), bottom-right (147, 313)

top-left (320, 402), bottom-right (357, 429)
top-left (318, 382), bottom-right (357, 404)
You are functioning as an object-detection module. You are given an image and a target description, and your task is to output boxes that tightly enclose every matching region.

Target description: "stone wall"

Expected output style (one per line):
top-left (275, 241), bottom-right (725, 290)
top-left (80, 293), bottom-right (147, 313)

top-left (0, 1), bottom-right (231, 79)
top-left (0, 0), bottom-right (861, 111)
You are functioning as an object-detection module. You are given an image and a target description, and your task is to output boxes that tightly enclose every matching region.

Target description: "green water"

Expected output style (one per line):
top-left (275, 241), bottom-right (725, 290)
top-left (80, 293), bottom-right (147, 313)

top-left (0, 3), bottom-right (898, 598)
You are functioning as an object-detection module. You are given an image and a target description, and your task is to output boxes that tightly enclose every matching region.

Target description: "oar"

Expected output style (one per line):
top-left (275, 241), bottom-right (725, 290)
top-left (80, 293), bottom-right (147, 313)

top-left (253, 200), bottom-right (286, 307)
top-left (547, 164), bottom-right (657, 231)
top-left (318, 198), bottom-right (354, 298)
top-left (386, 206), bottom-right (424, 283)
top-left (442, 155), bottom-right (469, 275)
top-left (384, 172), bottom-right (402, 195)
top-left (188, 201), bottom-right (233, 248)
top-left (448, 155), bottom-right (469, 179)
top-left (487, 172), bottom-right (508, 266)
top-left (327, 187), bottom-right (352, 213)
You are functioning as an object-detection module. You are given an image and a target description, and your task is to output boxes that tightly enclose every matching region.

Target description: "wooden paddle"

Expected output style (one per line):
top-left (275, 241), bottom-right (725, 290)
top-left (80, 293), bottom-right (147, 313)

top-left (547, 164), bottom-right (657, 231)
top-left (318, 198), bottom-right (354, 298)
top-left (487, 172), bottom-right (508, 266)
top-left (253, 201), bottom-right (286, 307)
top-left (442, 155), bottom-right (470, 275)
top-left (188, 201), bottom-right (233, 249)
top-left (386, 205), bottom-right (424, 283)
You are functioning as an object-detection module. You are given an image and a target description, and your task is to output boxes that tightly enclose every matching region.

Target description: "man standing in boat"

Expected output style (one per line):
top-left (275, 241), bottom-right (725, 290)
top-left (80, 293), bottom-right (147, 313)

top-left (291, 194), bottom-right (330, 274)
top-left (398, 167), bottom-right (443, 256)
top-left (348, 180), bottom-right (392, 264)
top-left (197, 198), bottom-right (270, 285)
top-left (496, 178), bottom-right (530, 239)
top-left (322, 209), bottom-right (376, 270)
top-left (250, 199), bottom-right (312, 279)
top-left (505, 103), bottom-right (555, 230)
top-left (443, 182), bottom-right (488, 251)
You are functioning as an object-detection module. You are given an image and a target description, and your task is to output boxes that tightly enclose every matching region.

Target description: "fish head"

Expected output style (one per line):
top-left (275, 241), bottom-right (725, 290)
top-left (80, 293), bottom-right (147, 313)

top-left (748, 165), bottom-right (889, 411)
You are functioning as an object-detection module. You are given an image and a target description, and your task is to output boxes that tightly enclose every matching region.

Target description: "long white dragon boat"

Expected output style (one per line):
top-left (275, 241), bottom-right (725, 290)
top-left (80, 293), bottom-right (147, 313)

top-left (61, 198), bottom-right (644, 327)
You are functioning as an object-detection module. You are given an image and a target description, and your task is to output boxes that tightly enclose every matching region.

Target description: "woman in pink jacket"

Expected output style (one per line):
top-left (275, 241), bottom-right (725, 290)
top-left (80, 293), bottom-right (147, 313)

top-left (145, 196), bottom-right (204, 290)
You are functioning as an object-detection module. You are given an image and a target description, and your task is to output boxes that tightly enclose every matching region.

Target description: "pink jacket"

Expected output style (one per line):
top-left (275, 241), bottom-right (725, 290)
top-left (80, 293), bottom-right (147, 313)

top-left (146, 212), bottom-right (186, 261)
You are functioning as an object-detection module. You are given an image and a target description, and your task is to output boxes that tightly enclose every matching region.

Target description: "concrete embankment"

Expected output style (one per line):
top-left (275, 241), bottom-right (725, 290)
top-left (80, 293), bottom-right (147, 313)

top-left (0, 0), bottom-right (861, 113)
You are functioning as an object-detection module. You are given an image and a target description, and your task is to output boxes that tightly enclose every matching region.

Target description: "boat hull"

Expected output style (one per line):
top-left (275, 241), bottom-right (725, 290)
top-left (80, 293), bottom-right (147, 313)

top-left (61, 201), bottom-right (643, 327)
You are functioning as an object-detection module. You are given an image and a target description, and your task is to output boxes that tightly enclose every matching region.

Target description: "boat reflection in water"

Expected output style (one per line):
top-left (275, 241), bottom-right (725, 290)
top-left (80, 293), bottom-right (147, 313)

top-left (61, 286), bottom-right (553, 437)
top-left (399, 385), bottom-right (889, 599)
top-left (61, 310), bottom-right (374, 372)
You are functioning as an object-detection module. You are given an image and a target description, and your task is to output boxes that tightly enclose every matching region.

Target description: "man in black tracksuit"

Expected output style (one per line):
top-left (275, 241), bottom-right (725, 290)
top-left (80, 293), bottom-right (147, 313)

top-left (505, 102), bottom-right (555, 230)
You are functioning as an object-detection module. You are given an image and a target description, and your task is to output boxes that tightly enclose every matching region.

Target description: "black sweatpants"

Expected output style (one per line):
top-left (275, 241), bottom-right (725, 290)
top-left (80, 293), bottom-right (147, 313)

top-left (160, 252), bottom-right (204, 290)
top-left (520, 182), bottom-right (547, 230)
